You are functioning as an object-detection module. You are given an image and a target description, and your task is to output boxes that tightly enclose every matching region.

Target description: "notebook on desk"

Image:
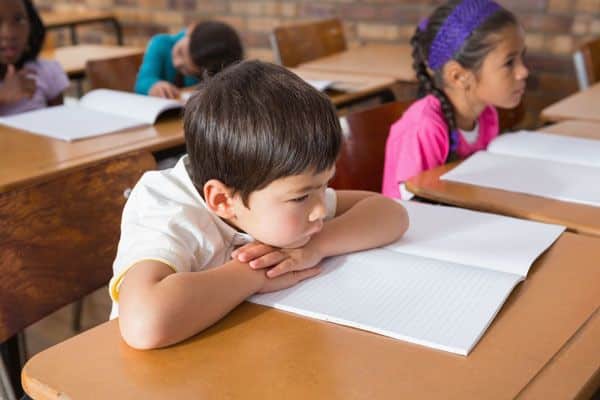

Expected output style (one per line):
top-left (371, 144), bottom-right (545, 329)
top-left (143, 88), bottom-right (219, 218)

top-left (250, 201), bottom-right (565, 355)
top-left (0, 89), bottom-right (183, 141)
top-left (441, 130), bottom-right (600, 207)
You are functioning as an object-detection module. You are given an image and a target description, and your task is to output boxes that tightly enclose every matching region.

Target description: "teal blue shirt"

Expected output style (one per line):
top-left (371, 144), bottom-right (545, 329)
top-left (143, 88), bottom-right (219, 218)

top-left (135, 31), bottom-right (199, 95)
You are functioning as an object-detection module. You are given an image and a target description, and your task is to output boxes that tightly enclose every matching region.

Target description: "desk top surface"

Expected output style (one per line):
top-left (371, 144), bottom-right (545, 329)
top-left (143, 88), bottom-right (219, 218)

top-left (298, 44), bottom-right (415, 82)
top-left (541, 83), bottom-right (600, 123)
top-left (21, 232), bottom-right (600, 399)
top-left (40, 45), bottom-right (143, 76)
top-left (1, 117), bottom-right (183, 193)
top-left (406, 121), bottom-right (600, 236)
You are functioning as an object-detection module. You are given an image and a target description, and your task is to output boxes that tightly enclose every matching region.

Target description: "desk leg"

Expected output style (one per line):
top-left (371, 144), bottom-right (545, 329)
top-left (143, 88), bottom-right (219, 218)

top-left (0, 336), bottom-right (22, 400)
top-left (111, 18), bottom-right (124, 45)
top-left (69, 25), bottom-right (78, 45)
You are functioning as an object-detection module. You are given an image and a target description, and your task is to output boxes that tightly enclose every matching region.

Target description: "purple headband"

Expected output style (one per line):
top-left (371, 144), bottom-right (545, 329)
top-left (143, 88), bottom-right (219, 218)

top-left (425, 0), bottom-right (501, 70)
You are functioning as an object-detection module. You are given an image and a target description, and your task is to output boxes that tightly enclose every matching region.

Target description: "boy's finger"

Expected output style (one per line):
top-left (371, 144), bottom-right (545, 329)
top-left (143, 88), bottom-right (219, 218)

top-left (249, 251), bottom-right (288, 269)
top-left (294, 266), bottom-right (321, 282)
top-left (236, 243), bottom-right (276, 262)
top-left (267, 258), bottom-right (296, 278)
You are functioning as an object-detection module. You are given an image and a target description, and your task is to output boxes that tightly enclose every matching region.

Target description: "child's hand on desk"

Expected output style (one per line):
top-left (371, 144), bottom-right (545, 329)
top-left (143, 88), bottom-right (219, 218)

top-left (149, 81), bottom-right (180, 99)
top-left (0, 64), bottom-right (36, 104)
top-left (232, 241), bottom-right (323, 279)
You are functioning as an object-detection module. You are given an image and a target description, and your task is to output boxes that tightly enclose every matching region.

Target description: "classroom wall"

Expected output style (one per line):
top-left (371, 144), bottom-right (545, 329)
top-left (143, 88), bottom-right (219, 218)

top-left (38, 0), bottom-right (600, 127)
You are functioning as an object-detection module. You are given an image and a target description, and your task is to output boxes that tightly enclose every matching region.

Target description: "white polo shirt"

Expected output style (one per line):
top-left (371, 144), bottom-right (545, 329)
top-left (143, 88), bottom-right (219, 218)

top-left (109, 156), bottom-right (337, 318)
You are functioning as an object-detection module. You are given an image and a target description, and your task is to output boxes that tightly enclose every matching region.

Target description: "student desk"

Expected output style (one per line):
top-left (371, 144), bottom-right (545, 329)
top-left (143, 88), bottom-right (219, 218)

top-left (405, 121), bottom-right (600, 236)
top-left (40, 45), bottom-right (144, 80)
top-left (41, 10), bottom-right (123, 45)
top-left (541, 82), bottom-right (600, 123)
top-left (289, 68), bottom-right (397, 108)
top-left (20, 232), bottom-right (600, 399)
top-left (297, 44), bottom-right (415, 82)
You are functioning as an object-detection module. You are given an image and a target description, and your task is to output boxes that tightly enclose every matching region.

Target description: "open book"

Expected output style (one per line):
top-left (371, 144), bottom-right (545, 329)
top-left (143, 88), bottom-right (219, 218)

top-left (441, 130), bottom-right (600, 207)
top-left (0, 89), bottom-right (183, 141)
top-left (250, 201), bottom-right (564, 355)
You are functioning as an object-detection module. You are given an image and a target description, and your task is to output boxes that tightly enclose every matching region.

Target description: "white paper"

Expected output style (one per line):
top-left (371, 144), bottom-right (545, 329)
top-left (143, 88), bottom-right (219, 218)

top-left (387, 201), bottom-right (565, 277)
top-left (80, 89), bottom-right (182, 124)
top-left (304, 79), bottom-right (334, 91)
top-left (0, 105), bottom-right (144, 141)
top-left (442, 152), bottom-right (600, 207)
top-left (251, 249), bottom-right (523, 355)
top-left (0, 89), bottom-right (183, 141)
top-left (489, 130), bottom-right (600, 168)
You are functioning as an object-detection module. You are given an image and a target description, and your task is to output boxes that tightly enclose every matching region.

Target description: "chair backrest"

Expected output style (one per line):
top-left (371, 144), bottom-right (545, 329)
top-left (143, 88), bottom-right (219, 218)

top-left (0, 152), bottom-right (155, 343)
top-left (85, 53), bottom-right (144, 92)
top-left (330, 100), bottom-right (412, 192)
top-left (271, 18), bottom-right (347, 67)
top-left (573, 37), bottom-right (600, 90)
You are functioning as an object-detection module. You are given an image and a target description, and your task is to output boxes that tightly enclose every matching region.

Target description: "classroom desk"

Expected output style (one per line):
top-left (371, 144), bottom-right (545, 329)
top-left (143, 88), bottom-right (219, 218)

top-left (20, 232), bottom-right (600, 399)
top-left (297, 44), bottom-right (415, 82)
top-left (541, 82), bottom-right (600, 123)
top-left (41, 10), bottom-right (123, 45)
top-left (289, 68), bottom-right (397, 107)
top-left (40, 45), bottom-right (144, 79)
top-left (405, 121), bottom-right (600, 236)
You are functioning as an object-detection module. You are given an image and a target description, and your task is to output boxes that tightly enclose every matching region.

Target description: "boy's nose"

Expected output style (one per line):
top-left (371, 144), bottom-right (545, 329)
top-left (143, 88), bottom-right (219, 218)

top-left (309, 197), bottom-right (327, 222)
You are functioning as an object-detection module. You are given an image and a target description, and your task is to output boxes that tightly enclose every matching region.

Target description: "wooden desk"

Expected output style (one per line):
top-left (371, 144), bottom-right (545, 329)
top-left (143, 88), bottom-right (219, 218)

top-left (21, 232), bottom-right (600, 399)
top-left (406, 121), bottom-right (600, 236)
top-left (40, 45), bottom-right (144, 79)
top-left (41, 10), bottom-right (123, 45)
top-left (290, 68), bottom-right (397, 107)
top-left (298, 44), bottom-right (415, 82)
top-left (541, 83), bottom-right (600, 123)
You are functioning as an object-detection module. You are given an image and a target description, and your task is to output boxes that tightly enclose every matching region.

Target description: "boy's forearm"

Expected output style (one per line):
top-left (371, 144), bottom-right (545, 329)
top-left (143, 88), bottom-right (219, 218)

top-left (311, 196), bottom-right (408, 258)
top-left (120, 260), bottom-right (263, 349)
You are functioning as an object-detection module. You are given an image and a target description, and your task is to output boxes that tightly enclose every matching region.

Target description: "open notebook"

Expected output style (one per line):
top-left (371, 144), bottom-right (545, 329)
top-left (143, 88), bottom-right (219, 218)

top-left (250, 201), bottom-right (565, 355)
top-left (441, 131), bottom-right (600, 207)
top-left (0, 89), bottom-right (183, 141)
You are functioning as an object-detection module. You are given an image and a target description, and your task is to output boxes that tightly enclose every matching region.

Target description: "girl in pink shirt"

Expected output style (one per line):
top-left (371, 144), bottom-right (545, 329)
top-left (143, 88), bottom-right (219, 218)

top-left (382, 0), bottom-right (529, 198)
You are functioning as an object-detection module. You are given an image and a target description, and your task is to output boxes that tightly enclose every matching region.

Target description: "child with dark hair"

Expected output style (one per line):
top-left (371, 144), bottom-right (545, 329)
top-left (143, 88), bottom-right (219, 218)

top-left (111, 60), bottom-right (409, 349)
top-left (135, 21), bottom-right (243, 98)
top-left (382, 0), bottom-right (528, 198)
top-left (0, 0), bottom-right (69, 116)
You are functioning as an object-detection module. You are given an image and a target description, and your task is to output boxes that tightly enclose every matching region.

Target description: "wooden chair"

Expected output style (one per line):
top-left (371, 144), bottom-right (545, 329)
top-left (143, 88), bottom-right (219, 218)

top-left (270, 18), bottom-right (347, 67)
top-left (0, 152), bottom-right (155, 398)
top-left (331, 100), bottom-right (412, 192)
top-left (573, 37), bottom-right (600, 90)
top-left (85, 53), bottom-right (144, 91)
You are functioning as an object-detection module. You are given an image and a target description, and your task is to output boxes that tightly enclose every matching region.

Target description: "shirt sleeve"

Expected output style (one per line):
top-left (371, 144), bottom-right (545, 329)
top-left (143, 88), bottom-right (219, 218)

top-left (324, 187), bottom-right (337, 219)
top-left (39, 61), bottom-right (69, 101)
top-left (135, 35), bottom-right (171, 95)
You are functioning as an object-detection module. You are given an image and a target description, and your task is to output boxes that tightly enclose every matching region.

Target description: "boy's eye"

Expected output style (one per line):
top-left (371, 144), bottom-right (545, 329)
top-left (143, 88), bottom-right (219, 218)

top-left (290, 194), bottom-right (309, 203)
top-left (505, 58), bottom-right (515, 67)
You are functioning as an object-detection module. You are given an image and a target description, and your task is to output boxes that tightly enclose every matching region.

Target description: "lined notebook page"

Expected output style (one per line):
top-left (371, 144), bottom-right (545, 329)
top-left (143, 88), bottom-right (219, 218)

top-left (442, 152), bottom-right (600, 207)
top-left (488, 131), bottom-right (600, 167)
top-left (250, 249), bottom-right (522, 355)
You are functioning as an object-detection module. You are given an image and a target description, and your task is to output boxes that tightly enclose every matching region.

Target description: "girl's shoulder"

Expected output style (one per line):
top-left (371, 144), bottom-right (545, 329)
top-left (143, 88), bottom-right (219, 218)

top-left (391, 95), bottom-right (448, 137)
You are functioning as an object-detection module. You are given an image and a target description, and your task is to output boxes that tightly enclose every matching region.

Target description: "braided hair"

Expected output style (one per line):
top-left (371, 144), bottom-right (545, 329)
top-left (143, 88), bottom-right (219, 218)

top-left (411, 0), bottom-right (517, 159)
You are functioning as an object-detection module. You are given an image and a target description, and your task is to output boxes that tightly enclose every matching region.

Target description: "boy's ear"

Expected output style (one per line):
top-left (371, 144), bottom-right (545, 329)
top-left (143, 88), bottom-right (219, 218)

top-left (443, 60), bottom-right (473, 90)
top-left (204, 179), bottom-right (236, 219)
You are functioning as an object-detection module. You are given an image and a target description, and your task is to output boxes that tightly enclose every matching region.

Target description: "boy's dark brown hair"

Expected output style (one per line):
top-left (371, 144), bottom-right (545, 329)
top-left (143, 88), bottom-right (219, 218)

top-left (184, 60), bottom-right (341, 204)
top-left (189, 21), bottom-right (244, 77)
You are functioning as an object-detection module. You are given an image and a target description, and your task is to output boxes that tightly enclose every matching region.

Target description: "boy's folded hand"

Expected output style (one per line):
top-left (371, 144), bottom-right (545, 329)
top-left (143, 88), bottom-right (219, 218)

top-left (256, 266), bottom-right (321, 294)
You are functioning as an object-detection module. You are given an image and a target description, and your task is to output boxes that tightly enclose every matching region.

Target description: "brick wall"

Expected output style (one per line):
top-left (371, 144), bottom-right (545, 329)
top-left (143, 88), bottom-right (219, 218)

top-left (37, 0), bottom-right (600, 127)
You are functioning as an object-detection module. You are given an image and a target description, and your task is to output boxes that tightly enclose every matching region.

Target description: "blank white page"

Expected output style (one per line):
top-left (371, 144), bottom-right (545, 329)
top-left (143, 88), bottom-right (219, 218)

top-left (80, 89), bottom-right (182, 124)
top-left (489, 131), bottom-right (600, 167)
top-left (250, 249), bottom-right (522, 355)
top-left (0, 105), bottom-right (143, 141)
top-left (441, 152), bottom-right (600, 207)
top-left (386, 201), bottom-right (564, 277)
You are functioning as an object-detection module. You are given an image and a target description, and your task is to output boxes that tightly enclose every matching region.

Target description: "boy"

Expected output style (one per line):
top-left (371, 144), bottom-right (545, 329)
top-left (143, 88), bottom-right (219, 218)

top-left (111, 60), bottom-right (409, 349)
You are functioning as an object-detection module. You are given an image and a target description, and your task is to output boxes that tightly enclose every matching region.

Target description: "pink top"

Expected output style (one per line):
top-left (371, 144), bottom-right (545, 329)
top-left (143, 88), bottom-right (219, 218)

top-left (0, 60), bottom-right (69, 116)
top-left (381, 95), bottom-right (499, 198)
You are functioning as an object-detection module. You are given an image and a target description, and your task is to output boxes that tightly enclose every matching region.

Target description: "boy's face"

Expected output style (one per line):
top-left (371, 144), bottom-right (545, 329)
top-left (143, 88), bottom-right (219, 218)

top-left (172, 29), bottom-right (203, 78)
top-left (0, 0), bottom-right (30, 65)
top-left (229, 167), bottom-right (335, 249)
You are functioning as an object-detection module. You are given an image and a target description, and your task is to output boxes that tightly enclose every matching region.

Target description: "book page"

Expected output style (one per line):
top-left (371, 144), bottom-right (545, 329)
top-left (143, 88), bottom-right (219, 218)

top-left (0, 105), bottom-right (144, 141)
top-left (80, 89), bottom-right (182, 124)
top-left (489, 131), bottom-right (600, 167)
top-left (441, 151), bottom-right (600, 207)
top-left (250, 249), bottom-right (523, 355)
top-left (386, 201), bottom-right (564, 277)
